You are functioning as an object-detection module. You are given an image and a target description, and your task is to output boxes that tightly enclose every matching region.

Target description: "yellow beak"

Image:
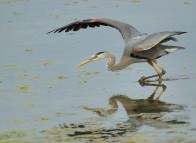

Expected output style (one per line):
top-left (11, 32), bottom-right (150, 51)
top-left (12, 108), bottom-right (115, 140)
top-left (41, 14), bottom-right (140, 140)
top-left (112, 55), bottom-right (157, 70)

top-left (77, 59), bottom-right (93, 67)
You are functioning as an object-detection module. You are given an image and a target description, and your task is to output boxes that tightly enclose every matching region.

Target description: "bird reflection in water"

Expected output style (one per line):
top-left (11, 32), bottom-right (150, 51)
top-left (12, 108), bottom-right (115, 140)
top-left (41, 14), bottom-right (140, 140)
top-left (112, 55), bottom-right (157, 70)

top-left (81, 81), bottom-right (186, 126)
top-left (64, 81), bottom-right (188, 140)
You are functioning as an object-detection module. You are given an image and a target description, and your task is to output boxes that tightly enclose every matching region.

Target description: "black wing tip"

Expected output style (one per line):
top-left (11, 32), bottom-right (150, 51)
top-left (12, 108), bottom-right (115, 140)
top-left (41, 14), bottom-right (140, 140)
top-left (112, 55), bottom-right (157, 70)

top-left (47, 19), bottom-right (101, 34)
top-left (47, 30), bottom-right (54, 34)
top-left (47, 28), bottom-right (65, 34)
top-left (176, 31), bottom-right (187, 35)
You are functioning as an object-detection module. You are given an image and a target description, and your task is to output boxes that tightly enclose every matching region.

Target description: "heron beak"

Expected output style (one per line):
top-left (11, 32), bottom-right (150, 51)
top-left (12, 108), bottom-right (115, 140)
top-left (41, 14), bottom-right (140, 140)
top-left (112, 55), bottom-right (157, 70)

top-left (77, 59), bottom-right (93, 67)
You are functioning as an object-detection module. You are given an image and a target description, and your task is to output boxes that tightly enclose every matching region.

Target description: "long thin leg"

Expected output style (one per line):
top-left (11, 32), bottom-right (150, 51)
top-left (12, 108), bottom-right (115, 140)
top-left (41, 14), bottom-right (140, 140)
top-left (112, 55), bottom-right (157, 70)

top-left (139, 80), bottom-right (167, 103)
top-left (152, 59), bottom-right (166, 75)
top-left (155, 84), bottom-right (167, 102)
top-left (140, 60), bottom-right (162, 81)
top-left (139, 59), bottom-right (166, 82)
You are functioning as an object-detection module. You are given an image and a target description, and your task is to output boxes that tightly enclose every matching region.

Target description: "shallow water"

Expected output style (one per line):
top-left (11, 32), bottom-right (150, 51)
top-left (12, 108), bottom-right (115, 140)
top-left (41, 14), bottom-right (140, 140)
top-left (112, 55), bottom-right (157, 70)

top-left (0, 0), bottom-right (196, 142)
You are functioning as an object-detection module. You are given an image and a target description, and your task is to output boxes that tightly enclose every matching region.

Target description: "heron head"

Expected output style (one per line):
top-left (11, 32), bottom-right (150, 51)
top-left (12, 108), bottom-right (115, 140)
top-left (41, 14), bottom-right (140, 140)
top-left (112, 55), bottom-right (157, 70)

top-left (78, 51), bottom-right (109, 67)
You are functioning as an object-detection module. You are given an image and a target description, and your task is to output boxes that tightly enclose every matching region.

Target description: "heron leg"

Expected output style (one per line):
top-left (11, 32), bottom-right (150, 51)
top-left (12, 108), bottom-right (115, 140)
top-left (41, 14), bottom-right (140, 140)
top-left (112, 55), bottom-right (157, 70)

top-left (152, 59), bottom-right (166, 76)
top-left (139, 59), bottom-right (166, 82)
top-left (147, 81), bottom-right (167, 103)
top-left (138, 79), bottom-right (167, 102)
top-left (155, 84), bottom-right (167, 102)
top-left (140, 60), bottom-right (162, 81)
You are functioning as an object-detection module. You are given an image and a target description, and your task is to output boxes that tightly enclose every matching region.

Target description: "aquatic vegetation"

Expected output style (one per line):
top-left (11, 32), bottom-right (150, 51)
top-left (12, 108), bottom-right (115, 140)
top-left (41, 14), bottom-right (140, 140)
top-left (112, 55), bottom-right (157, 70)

top-left (3, 64), bottom-right (19, 69)
top-left (126, 135), bottom-right (158, 143)
top-left (80, 69), bottom-right (100, 76)
top-left (29, 76), bottom-right (39, 80)
top-left (0, 0), bottom-right (30, 4)
top-left (16, 84), bottom-right (30, 93)
top-left (130, 0), bottom-right (140, 3)
top-left (78, 79), bottom-right (88, 84)
top-left (12, 119), bottom-right (26, 125)
top-left (88, 5), bottom-right (98, 9)
top-left (56, 75), bottom-right (67, 79)
top-left (24, 48), bottom-right (33, 52)
top-left (17, 73), bottom-right (28, 78)
top-left (11, 11), bottom-right (24, 15)
top-left (42, 61), bottom-right (57, 65)
top-left (0, 131), bottom-right (28, 140)
top-left (24, 104), bottom-right (35, 109)
top-left (39, 117), bottom-right (50, 121)
top-left (184, 0), bottom-right (193, 4)
top-left (54, 112), bottom-right (77, 116)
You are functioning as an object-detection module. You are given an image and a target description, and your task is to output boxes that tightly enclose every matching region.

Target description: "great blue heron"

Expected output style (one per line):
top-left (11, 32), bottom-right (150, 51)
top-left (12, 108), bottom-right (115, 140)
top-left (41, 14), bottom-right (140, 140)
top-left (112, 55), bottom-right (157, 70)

top-left (48, 18), bottom-right (186, 81)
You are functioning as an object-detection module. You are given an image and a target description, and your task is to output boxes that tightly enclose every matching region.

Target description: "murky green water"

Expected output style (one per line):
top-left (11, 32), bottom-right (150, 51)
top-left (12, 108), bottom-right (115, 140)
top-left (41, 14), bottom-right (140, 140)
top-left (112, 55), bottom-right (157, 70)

top-left (0, 0), bottom-right (196, 142)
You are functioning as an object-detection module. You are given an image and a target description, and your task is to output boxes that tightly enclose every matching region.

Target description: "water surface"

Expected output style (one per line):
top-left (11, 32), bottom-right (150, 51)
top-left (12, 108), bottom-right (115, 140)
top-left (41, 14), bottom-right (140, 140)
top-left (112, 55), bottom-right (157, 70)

top-left (0, 0), bottom-right (196, 142)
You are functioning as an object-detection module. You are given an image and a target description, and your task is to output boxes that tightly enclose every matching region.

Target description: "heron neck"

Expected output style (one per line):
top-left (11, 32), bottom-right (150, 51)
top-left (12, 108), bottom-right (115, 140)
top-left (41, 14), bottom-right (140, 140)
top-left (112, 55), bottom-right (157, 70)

top-left (106, 53), bottom-right (121, 71)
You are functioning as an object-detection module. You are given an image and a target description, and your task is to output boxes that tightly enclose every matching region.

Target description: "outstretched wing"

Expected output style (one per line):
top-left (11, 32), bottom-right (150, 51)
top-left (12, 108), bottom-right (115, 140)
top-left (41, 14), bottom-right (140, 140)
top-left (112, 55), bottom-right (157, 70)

top-left (47, 18), bottom-right (142, 43)
top-left (132, 31), bottom-right (187, 52)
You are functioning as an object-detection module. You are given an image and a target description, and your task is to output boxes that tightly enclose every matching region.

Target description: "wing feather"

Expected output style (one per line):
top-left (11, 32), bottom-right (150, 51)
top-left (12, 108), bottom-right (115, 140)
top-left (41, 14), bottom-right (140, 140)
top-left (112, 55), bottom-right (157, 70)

top-left (132, 31), bottom-right (187, 53)
top-left (47, 18), bottom-right (142, 43)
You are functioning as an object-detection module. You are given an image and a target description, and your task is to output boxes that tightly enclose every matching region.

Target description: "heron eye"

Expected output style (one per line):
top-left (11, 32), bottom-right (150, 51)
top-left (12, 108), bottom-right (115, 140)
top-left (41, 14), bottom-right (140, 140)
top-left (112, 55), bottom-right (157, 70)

top-left (90, 55), bottom-right (98, 60)
top-left (93, 55), bottom-right (98, 59)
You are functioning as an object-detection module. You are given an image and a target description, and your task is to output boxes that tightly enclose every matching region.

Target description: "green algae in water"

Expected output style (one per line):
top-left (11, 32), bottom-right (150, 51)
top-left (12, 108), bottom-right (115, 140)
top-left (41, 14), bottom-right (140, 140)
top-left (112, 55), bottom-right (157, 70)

top-left (88, 5), bottom-right (98, 9)
top-left (12, 119), bottom-right (26, 125)
top-left (131, 0), bottom-right (140, 3)
top-left (78, 79), bottom-right (88, 84)
top-left (126, 135), bottom-right (158, 143)
top-left (80, 69), bottom-right (100, 76)
top-left (24, 48), bottom-right (33, 52)
top-left (18, 73), bottom-right (28, 78)
top-left (0, 0), bottom-right (30, 4)
top-left (0, 131), bottom-right (28, 140)
top-left (25, 104), bottom-right (35, 109)
top-left (184, 0), bottom-right (193, 5)
top-left (54, 112), bottom-right (77, 116)
top-left (39, 117), bottom-right (50, 121)
top-left (3, 64), bottom-right (19, 69)
top-left (17, 72), bottom-right (40, 80)
top-left (11, 11), bottom-right (24, 15)
top-left (16, 84), bottom-right (30, 93)
top-left (0, 130), bottom-right (34, 143)
top-left (29, 76), bottom-right (39, 80)
top-left (56, 75), bottom-right (67, 79)
top-left (42, 61), bottom-right (57, 65)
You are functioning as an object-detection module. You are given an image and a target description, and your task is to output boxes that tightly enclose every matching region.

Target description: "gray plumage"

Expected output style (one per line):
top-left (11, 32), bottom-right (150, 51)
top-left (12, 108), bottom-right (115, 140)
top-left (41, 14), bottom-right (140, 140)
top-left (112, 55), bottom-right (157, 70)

top-left (48, 18), bottom-right (186, 81)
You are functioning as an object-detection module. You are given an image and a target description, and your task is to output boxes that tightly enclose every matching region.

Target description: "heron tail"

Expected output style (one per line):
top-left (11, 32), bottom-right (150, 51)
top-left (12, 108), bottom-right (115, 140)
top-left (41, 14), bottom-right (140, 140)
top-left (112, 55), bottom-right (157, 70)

top-left (131, 45), bottom-right (185, 59)
top-left (164, 46), bottom-right (185, 53)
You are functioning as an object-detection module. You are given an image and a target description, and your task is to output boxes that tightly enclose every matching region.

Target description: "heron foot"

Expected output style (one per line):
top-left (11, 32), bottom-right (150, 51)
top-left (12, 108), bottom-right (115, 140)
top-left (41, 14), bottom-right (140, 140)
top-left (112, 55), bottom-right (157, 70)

top-left (139, 76), bottom-right (162, 86)
top-left (138, 76), bottom-right (150, 86)
top-left (139, 76), bottom-right (154, 82)
top-left (139, 78), bottom-right (145, 86)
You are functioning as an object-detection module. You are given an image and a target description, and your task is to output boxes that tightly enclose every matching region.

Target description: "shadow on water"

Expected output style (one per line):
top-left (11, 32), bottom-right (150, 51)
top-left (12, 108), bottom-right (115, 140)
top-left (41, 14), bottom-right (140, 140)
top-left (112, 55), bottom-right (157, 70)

top-left (57, 81), bottom-right (189, 142)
